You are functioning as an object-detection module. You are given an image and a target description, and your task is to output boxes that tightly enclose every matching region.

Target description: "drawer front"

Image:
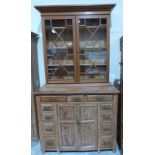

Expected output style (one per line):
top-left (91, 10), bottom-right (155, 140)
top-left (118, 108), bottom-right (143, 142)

top-left (42, 112), bottom-right (55, 122)
top-left (40, 96), bottom-right (67, 102)
top-left (41, 103), bottom-right (55, 112)
top-left (100, 123), bottom-right (113, 135)
top-left (100, 103), bottom-right (113, 111)
top-left (100, 112), bottom-right (113, 121)
top-left (87, 95), bottom-right (113, 102)
top-left (41, 124), bottom-right (56, 135)
top-left (100, 136), bottom-right (113, 148)
top-left (68, 95), bottom-right (85, 102)
top-left (42, 136), bottom-right (57, 150)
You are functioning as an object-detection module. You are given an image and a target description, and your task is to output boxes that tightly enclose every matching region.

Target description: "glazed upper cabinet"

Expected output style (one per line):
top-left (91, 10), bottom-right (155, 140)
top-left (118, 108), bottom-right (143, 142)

top-left (35, 4), bottom-right (114, 83)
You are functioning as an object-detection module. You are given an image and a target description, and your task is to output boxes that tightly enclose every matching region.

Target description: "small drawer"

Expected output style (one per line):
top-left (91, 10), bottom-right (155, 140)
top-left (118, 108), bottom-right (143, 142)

top-left (42, 136), bottom-right (57, 150)
top-left (41, 103), bottom-right (55, 111)
top-left (41, 124), bottom-right (56, 135)
top-left (100, 123), bottom-right (113, 135)
top-left (100, 112), bottom-right (113, 121)
top-left (87, 95), bottom-right (113, 102)
top-left (40, 96), bottom-right (67, 102)
top-left (42, 112), bottom-right (55, 122)
top-left (100, 136), bottom-right (113, 148)
top-left (68, 95), bottom-right (85, 102)
top-left (100, 103), bottom-right (113, 111)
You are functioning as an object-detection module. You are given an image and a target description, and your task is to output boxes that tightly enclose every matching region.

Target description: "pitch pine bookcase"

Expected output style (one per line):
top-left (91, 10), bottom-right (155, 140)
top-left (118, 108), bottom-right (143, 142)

top-left (34, 4), bottom-right (119, 153)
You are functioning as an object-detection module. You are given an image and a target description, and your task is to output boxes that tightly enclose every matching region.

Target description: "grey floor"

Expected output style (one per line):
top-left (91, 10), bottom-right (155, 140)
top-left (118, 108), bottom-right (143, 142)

top-left (31, 141), bottom-right (121, 155)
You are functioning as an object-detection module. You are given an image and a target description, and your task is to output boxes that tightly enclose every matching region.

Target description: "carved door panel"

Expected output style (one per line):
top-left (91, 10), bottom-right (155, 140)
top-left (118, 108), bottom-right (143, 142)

top-left (58, 103), bottom-right (78, 151)
top-left (78, 103), bottom-right (97, 150)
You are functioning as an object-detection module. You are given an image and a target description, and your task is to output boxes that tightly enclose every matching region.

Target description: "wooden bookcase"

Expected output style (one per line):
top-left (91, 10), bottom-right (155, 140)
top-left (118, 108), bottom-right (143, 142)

top-left (34, 4), bottom-right (119, 153)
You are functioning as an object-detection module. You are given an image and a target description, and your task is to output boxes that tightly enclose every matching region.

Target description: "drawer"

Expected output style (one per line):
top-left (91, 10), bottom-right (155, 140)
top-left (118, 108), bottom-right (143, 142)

top-left (68, 95), bottom-right (85, 102)
top-left (40, 123), bottom-right (56, 135)
top-left (100, 112), bottom-right (113, 121)
top-left (100, 136), bottom-right (113, 148)
top-left (87, 95), bottom-right (113, 102)
top-left (100, 103), bottom-right (113, 111)
top-left (40, 96), bottom-right (67, 102)
top-left (41, 103), bottom-right (55, 112)
top-left (42, 112), bottom-right (55, 122)
top-left (42, 136), bottom-right (57, 150)
top-left (100, 122), bottom-right (113, 135)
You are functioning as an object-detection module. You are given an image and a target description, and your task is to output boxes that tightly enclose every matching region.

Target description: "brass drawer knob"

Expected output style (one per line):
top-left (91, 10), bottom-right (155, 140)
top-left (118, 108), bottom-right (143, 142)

top-left (103, 140), bottom-right (111, 145)
top-left (46, 140), bottom-right (54, 145)
top-left (102, 114), bottom-right (111, 120)
top-left (51, 98), bottom-right (57, 101)
top-left (73, 97), bottom-right (81, 102)
top-left (103, 128), bottom-right (110, 131)
top-left (43, 107), bottom-right (51, 111)
top-left (103, 105), bottom-right (112, 110)
top-left (45, 128), bottom-right (53, 132)
top-left (44, 116), bottom-right (53, 120)
top-left (96, 96), bottom-right (104, 101)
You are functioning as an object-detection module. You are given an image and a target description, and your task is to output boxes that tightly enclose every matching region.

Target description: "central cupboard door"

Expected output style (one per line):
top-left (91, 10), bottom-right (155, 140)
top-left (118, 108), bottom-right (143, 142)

top-left (78, 103), bottom-right (97, 150)
top-left (58, 103), bottom-right (78, 151)
top-left (58, 103), bottom-right (97, 151)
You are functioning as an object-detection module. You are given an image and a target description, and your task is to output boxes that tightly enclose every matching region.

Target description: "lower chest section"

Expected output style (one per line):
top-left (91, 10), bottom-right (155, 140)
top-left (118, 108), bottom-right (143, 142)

top-left (36, 94), bottom-right (118, 152)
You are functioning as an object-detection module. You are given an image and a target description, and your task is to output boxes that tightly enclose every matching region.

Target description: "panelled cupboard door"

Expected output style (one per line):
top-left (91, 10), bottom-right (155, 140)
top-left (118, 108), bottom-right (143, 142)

top-left (57, 103), bottom-right (97, 151)
top-left (57, 103), bottom-right (78, 151)
top-left (78, 103), bottom-right (97, 150)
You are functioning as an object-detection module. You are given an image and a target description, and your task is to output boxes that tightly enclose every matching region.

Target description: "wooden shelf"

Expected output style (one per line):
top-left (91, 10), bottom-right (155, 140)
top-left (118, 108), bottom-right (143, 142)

top-left (47, 47), bottom-right (73, 49)
top-left (80, 72), bottom-right (106, 75)
top-left (48, 64), bottom-right (74, 67)
top-left (80, 47), bottom-right (106, 50)
top-left (47, 54), bottom-right (74, 57)
top-left (45, 26), bottom-right (72, 30)
top-left (79, 24), bottom-right (106, 29)
top-left (80, 64), bottom-right (106, 66)
top-left (48, 72), bottom-right (74, 75)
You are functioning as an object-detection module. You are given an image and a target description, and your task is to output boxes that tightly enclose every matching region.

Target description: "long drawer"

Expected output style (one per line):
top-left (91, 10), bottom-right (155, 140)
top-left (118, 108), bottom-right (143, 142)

top-left (40, 96), bottom-right (67, 102)
top-left (87, 95), bottom-right (113, 102)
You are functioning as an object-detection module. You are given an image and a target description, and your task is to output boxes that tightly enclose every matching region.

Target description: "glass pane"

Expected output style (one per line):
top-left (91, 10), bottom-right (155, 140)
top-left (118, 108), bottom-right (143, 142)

top-left (45, 20), bottom-right (51, 28)
top-left (66, 19), bottom-right (72, 26)
top-left (79, 17), bottom-right (107, 81)
top-left (86, 18), bottom-right (100, 26)
top-left (79, 19), bottom-right (85, 26)
top-left (52, 19), bottom-right (65, 27)
top-left (45, 18), bottom-right (74, 81)
top-left (101, 18), bottom-right (107, 24)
